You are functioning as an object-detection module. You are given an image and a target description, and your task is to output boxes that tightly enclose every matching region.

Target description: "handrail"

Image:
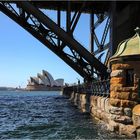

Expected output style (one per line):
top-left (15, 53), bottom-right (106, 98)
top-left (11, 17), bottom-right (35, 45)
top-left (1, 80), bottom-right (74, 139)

top-left (64, 79), bottom-right (110, 97)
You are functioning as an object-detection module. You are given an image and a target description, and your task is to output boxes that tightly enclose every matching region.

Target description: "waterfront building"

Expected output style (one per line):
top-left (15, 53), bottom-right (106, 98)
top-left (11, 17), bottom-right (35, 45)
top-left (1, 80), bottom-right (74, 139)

top-left (26, 70), bottom-right (64, 91)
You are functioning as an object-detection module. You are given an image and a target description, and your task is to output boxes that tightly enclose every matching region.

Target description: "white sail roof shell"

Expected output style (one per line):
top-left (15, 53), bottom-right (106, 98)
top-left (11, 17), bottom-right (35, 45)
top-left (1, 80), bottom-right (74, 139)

top-left (42, 70), bottom-right (57, 86)
top-left (37, 73), bottom-right (51, 86)
top-left (27, 70), bottom-right (64, 87)
top-left (30, 77), bottom-right (39, 85)
top-left (55, 79), bottom-right (64, 86)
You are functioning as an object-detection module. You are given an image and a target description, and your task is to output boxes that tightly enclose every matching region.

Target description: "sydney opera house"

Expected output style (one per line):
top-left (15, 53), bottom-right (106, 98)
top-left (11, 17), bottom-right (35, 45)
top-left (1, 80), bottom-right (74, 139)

top-left (26, 70), bottom-right (64, 91)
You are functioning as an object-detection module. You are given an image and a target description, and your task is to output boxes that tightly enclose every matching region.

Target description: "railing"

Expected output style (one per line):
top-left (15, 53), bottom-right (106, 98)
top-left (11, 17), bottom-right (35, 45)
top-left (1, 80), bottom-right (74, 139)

top-left (66, 79), bottom-right (110, 97)
top-left (90, 79), bottom-right (110, 97)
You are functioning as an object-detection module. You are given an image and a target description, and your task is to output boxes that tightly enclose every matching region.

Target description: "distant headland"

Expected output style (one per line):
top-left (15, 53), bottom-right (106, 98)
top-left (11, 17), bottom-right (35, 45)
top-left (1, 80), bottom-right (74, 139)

top-left (0, 86), bottom-right (25, 91)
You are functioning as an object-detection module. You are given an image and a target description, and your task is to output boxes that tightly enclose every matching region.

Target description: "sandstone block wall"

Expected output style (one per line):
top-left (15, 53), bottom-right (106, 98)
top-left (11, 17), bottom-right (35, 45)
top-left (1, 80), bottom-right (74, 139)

top-left (69, 92), bottom-right (90, 113)
top-left (109, 62), bottom-right (140, 137)
top-left (63, 60), bottom-right (140, 138)
top-left (65, 88), bottom-right (138, 138)
top-left (90, 96), bottom-right (110, 123)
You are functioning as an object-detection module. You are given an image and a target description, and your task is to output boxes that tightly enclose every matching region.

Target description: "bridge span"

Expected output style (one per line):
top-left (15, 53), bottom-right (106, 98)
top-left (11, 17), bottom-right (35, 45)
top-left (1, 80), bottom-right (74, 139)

top-left (1, 1), bottom-right (140, 138)
top-left (0, 1), bottom-right (140, 81)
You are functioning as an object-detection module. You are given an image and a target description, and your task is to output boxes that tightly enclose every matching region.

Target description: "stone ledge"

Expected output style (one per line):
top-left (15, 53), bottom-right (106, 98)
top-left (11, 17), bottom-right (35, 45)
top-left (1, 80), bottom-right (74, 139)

top-left (110, 77), bottom-right (125, 85)
top-left (110, 114), bottom-right (132, 124)
top-left (110, 91), bottom-right (138, 101)
top-left (110, 86), bottom-right (138, 92)
top-left (109, 105), bottom-right (123, 115)
top-left (110, 98), bottom-right (137, 108)
top-left (112, 63), bottom-right (132, 70)
top-left (124, 108), bottom-right (132, 117)
top-left (69, 92), bottom-right (75, 101)
top-left (111, 70), bottom-right (124, 77)
top-left (110, 98), bottom-right (121, 107)
top-left (119, 124), bottom-right (136, 138)
top-left (107, 120), bottom-right (119, 132)
top-left (110, 84), bottom-right (123, 91)
top-left (90, 96), bottom-right (98, 107)
top-left (121, 100), bottom-right (137, 108)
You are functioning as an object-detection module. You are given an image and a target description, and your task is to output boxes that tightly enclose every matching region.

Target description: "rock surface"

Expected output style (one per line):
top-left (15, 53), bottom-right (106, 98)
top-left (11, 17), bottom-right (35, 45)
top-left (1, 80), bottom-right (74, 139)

top-left (111, 70), bottom-right (124, 77)
top-left (119, 124), bottom-right (136, 137)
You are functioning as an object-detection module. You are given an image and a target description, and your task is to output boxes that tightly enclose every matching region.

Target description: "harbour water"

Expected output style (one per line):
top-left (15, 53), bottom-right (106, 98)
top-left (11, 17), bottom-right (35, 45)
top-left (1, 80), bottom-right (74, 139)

top-left (0, 91), bottom-right (127, 139)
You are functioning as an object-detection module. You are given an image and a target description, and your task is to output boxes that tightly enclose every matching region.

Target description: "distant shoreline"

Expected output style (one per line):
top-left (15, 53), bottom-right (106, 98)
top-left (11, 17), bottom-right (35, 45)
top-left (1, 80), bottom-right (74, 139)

top-left (0, 87), bottom-right (25, 91)
top-left (0, 87), bottom-right (63, 92)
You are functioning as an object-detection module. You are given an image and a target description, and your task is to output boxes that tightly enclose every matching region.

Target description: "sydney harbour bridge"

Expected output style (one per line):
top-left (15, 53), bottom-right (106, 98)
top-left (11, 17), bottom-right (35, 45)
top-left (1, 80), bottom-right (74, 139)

top-left (0, 1), bottom-right (139, 82)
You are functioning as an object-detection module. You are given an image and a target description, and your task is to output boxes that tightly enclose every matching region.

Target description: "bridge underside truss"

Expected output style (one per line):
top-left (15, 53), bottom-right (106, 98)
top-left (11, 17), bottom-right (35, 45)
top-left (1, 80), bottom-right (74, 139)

top-left (0, 1), bottom-right (110, 81)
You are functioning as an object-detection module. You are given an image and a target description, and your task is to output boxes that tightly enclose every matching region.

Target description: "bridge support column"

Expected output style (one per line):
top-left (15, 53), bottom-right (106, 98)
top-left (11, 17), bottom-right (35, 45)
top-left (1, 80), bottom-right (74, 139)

top-left (57, 8), bottom-right (61, 46)
top-left (109, 29), bottom-right (140, 137)
top-left (109, 63), bottom-right (137, 137)
top-left (90, 10), bottom-right (94, 76)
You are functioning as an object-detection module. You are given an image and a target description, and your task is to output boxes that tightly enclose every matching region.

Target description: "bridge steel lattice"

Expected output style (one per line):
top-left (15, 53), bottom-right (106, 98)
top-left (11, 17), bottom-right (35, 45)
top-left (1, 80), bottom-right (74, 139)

top-left (1, 1), bottom-right (138, 82)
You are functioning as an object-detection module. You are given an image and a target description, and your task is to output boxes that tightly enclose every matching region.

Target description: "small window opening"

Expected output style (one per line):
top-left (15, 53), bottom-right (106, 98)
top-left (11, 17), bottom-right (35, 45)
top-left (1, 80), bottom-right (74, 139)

top-left (126, 69), bottom-right (134, 87)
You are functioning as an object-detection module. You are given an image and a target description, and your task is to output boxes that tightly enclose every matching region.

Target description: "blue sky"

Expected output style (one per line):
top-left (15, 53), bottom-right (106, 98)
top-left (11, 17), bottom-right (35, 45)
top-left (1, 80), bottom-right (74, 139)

top-left (0, 9), bottom-right (93, 88)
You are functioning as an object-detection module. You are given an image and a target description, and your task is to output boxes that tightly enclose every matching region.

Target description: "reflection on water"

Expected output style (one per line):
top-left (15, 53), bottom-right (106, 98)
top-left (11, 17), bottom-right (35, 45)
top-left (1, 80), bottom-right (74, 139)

top-left (0, 91), bottom-right (127, 139)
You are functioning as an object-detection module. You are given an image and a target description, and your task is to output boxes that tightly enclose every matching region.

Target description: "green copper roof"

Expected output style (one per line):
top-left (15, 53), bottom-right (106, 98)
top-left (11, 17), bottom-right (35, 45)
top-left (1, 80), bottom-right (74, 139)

top-left (111, 27), bottom-right (140, 59)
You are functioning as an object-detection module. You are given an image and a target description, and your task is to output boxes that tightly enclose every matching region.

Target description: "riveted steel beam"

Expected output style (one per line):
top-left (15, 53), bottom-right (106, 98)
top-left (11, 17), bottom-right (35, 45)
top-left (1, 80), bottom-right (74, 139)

top-left (57, 8), bottom-right (61, 46)
top-left (0, 1), bottom-right (111, 81)
top-left (66, 1), bottom-right (71, 34)
top-left (0, 2), bottom-right (92, 80)
top-left (16, 1), bottom-right (108, 78)
top-left (0, 2), bottom-right (95, 81)
top-left (90, 10), bottom-right (94, 76)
